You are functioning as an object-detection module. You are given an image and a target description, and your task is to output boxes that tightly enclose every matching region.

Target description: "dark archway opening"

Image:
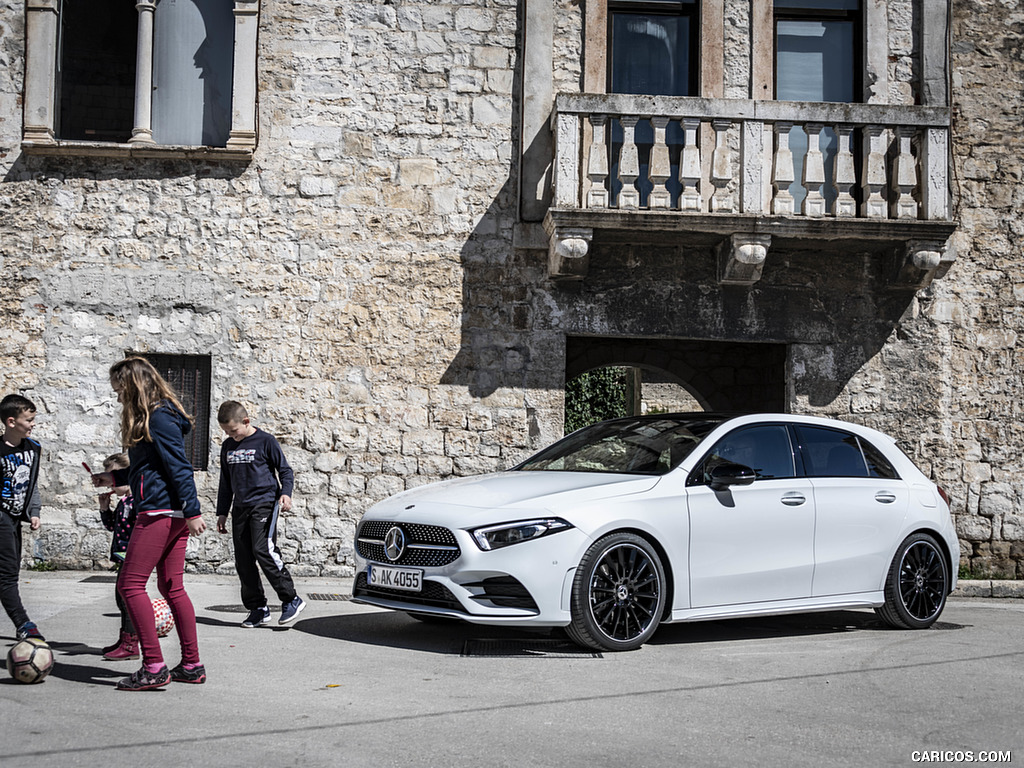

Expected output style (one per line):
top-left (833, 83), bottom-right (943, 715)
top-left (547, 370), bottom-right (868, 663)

top-left (565, 336), bottom-right (788, 423)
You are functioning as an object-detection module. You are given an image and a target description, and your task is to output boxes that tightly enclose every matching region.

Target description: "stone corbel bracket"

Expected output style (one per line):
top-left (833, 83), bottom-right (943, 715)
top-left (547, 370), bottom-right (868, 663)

top-left (718, 233), bottom-right (771, 286)
top-left (545, 224), bottom-right (593, 280)
top-left (892, 238), bottom-right (956, 289)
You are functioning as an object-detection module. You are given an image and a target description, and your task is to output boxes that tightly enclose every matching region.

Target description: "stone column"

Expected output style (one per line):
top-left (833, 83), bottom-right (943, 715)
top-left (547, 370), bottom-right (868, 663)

top-left (227, 0), bottom-right (261, 150)
top-left (518, 0), bottom-right (553, 219)
top-left (129, 0), bottom-right (157, 145)
top-left (23, 0), bottom-right (59, 144)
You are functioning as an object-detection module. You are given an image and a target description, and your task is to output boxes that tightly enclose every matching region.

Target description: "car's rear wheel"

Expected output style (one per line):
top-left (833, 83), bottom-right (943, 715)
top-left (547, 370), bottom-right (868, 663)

top-left (567, 532), bottom-right (666, 652)
top-left (876, 532), bottom-right (949, 629)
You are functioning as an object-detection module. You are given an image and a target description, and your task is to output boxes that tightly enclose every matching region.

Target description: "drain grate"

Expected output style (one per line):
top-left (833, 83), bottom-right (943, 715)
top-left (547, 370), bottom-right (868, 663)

top-left (206, 604), bottom-right (250, 614)
top-left (80, 574), bottom-right (118, 583)
top-left (307, 593), bottom-right (351, 601)
top-left (461, 638), bottom-right (602, 658)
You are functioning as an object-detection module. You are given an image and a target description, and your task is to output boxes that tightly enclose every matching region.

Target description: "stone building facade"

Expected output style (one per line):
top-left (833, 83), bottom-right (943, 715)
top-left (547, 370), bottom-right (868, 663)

top-left (0, 0), bottom-right (1020, 578)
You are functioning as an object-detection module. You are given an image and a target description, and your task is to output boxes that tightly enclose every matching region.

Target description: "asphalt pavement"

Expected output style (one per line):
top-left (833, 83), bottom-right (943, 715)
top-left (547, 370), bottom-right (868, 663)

top-left (1, 571), bottom-right (1021, 768)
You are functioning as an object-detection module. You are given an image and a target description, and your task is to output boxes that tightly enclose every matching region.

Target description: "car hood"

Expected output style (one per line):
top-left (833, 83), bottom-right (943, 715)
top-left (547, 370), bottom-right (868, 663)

top-left (365, 471), bottom-right (661, 522)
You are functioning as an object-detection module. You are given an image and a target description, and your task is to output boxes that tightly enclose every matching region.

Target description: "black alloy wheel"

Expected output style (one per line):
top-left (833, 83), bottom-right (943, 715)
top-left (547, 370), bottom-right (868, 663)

top-left (876, 532), bottom-right (949, 629)
top-left (567, 532), bottom-right (666, 652)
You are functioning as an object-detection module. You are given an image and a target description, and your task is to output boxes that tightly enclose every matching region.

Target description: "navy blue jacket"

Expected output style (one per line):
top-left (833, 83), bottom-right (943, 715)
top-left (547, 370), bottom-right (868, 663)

top-left (113, 403), bottom-right (200, 519)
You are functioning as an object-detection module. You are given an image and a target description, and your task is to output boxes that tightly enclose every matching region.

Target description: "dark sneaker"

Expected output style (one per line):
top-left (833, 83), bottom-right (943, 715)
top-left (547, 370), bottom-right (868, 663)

top-left (116, 665), bottom-right (170, 691)
top-left (169, 662), bottom-right (206, 684)
top-left (241, 606), bottom-right (270, 628)
top-left (16, 621), bottom-right (45, 642)
top-left (279, 596), bottom-right (306, 625)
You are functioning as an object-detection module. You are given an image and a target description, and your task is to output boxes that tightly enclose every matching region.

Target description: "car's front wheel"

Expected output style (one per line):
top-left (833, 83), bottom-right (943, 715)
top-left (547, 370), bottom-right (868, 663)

top-left (567, 532), bottom-right (666, 652)
top-left (876, 532), bottom-right (949, 629)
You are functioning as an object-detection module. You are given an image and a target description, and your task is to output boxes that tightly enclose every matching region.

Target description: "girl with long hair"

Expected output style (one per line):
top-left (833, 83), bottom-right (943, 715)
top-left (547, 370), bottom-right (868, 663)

top-left (94, 357), bottom-right (207, 690)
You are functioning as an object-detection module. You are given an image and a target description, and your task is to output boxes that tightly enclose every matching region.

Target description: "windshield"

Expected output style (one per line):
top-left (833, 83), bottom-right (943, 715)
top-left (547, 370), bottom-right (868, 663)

top-left (517, 415), bottom-right (724, 475)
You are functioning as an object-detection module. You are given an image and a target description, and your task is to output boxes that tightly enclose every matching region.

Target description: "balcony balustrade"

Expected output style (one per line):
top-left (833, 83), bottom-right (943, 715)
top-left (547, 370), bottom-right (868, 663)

top-left (544, 93), bottom-right (956, 286)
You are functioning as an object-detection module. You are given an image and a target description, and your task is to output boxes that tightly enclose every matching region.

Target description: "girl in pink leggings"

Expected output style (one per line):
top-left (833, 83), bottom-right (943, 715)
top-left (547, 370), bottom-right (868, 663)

top-left (95, 357), bottom-right (207, 691)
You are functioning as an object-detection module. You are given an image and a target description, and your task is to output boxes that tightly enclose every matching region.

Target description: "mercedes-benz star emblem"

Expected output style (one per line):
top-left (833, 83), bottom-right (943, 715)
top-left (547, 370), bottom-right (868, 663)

top-left (384, 526), bottom-right (406, 562)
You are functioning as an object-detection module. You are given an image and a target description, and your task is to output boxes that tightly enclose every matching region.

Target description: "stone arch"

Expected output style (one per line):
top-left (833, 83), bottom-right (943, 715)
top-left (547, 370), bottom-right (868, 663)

top-left (565, 336), bottom-right (788, 413)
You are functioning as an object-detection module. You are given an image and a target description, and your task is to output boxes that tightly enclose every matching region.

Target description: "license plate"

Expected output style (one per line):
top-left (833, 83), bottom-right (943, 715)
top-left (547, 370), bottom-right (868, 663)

top-left (367, 564), bottom-right (423, 592)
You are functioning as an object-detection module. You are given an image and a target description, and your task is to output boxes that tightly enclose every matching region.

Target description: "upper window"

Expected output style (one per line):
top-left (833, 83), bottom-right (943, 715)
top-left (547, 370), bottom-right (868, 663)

top-left (23, 0), bottom-right (258, 155)
top-left (608, 0), bottom-right (699, 97)
top-left (774, 0), bottom-right (861, 103)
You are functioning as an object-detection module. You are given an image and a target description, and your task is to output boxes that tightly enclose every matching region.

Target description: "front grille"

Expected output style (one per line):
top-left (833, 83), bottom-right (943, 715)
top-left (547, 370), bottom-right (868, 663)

top-left (353, 573), bottom-right (464, 612)
top-left (356, 520), bottom-right (461, 567)
top-left (465, 576), bottom-right (539, 611)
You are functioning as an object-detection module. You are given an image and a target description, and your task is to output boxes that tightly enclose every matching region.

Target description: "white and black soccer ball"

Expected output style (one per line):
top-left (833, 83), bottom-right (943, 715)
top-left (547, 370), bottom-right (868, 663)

top-left (6, 638), bottom-right (55, 684)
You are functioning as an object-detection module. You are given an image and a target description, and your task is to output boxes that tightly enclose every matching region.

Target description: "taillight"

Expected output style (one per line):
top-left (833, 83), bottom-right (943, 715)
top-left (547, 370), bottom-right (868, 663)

top-left (937, 486), bottom-right (951, 508)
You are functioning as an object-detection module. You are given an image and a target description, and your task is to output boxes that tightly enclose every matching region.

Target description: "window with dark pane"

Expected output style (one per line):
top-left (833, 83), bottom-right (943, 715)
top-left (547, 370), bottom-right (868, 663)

top-left (56, 0), bottom-right (137, 142)
top-left (607, 0), bottom-right (699, 207)
top-left (774, 0), bottom-right (862, 210)
top-left (137, 353), bottom-right (212, 471)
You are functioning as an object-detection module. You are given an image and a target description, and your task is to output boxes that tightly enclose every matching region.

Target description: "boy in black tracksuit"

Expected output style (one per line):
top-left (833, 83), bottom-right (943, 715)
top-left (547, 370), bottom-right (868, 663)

top-left (1, 394), bottom-right (45, 641)
top-left (215, 401), bottom-right (305, 627)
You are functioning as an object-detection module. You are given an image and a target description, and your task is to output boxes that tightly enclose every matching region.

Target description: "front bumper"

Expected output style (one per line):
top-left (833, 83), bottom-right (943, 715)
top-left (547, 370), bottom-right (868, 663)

top-left (352, 523), bottom-right (592, 627)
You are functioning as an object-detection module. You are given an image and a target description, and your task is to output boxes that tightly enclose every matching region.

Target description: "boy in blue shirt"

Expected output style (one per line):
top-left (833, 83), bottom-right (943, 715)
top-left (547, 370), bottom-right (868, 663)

top-left (215, 401), bottom-right (305, 627)
top-left (1, 394), bottom-right (44, 641)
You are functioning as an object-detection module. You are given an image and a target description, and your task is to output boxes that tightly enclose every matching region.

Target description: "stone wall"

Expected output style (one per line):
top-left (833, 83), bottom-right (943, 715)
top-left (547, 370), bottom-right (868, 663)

top-left (0, 0), bottom-right (1021, 578)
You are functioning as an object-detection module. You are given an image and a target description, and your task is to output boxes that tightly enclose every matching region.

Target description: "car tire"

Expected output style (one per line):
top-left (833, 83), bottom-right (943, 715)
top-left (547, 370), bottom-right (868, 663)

top-left (566, 532), bottom-right (666, 652)
top-left (875, 532), bottom-right (949, 629)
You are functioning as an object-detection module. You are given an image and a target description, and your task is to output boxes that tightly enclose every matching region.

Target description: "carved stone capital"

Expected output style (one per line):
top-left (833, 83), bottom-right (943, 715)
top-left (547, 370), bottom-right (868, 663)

top-left (719, 234), bottom-right (771, 286)
top-left (546, 226), bottom-right (593, 280)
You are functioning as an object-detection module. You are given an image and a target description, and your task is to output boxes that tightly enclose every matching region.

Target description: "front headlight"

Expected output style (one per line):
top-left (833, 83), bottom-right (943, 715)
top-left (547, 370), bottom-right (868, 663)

top-left (470, 518), bottom-right (573, 551)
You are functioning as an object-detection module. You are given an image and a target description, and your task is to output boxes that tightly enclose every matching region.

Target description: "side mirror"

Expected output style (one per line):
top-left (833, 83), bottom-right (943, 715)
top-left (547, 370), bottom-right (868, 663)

top-left (709, 462), bottom-right (756, 491)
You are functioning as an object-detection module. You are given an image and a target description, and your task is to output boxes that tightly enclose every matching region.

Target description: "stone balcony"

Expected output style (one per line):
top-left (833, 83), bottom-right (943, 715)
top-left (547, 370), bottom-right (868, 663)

top-left (544, 93), bottom-right (957, 287)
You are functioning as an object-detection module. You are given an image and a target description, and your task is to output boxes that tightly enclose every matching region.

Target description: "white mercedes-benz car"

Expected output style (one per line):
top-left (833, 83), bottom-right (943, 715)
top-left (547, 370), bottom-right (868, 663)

top-left (352, 413), bottom-right (958, 651)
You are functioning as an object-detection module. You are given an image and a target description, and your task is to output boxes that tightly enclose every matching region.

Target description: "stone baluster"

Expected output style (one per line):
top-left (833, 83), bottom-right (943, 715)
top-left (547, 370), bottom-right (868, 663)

top-left (861, 125), bottom-right (887, 218)
top-left (648, 117), bottom-right (672, 209)
top-left (129, 0), bottom-right (157, 144)
top-left (710, 119), bottom-right (734, 213)
top-left (587, 114), bottom-right (610, 208)
top-left (802, 123), bottom-right (826, 217)
top-left (833, 124), bottom-right (857, 217)
top-left (891, 126), bottom-right (919, 219)
top-left (617, 116), bottom-right (641, 209)
top-left (771, 122), bottom-right (795, 215)
top-left (679, 118), bottom-right (702, 211)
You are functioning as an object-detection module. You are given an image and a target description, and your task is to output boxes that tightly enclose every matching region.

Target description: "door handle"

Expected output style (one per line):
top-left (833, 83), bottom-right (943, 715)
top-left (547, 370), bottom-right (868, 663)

top-left (875, 491), bottom-right (897, 504)
top-left (781, 492), bottom-right (806, 506)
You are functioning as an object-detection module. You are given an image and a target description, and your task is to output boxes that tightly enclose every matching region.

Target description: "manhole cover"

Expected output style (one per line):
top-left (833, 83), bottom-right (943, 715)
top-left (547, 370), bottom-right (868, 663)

top-left (461, 639), bottom-right (602, 658)
top-left (80, 575), bottom-right (118, 583)
top-left (307, 593), bottom-right (351, 601)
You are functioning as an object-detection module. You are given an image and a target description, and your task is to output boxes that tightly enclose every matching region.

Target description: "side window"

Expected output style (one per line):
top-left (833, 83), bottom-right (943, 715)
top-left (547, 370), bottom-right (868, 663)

top-left (859, 437), bottom-right (899, 479)
top-left (796, 426), bottom-right (868, 477)
top-left (690, 425), bottom-right (796, 485)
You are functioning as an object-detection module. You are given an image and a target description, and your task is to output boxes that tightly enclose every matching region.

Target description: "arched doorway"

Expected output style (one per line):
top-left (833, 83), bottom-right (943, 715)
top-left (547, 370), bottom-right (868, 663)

top-left (564, 336), bottom-right (787, 431)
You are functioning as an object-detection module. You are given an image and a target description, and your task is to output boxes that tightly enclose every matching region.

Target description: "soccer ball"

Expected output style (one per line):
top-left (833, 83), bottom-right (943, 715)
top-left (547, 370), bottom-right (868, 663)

top-left (7, 638), bottom-right (54, 684)
top-left (152, 598), bottom-right (175, 637)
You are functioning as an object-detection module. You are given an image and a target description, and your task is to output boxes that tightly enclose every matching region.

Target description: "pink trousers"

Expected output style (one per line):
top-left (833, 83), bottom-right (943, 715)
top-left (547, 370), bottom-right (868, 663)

top-left (118, 514), bottom-right (200, 667)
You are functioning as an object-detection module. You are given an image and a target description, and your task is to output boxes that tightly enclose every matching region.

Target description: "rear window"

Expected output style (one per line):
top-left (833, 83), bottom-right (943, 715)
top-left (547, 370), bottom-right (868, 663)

top-left (795, 426), bottom-right (898, 479)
